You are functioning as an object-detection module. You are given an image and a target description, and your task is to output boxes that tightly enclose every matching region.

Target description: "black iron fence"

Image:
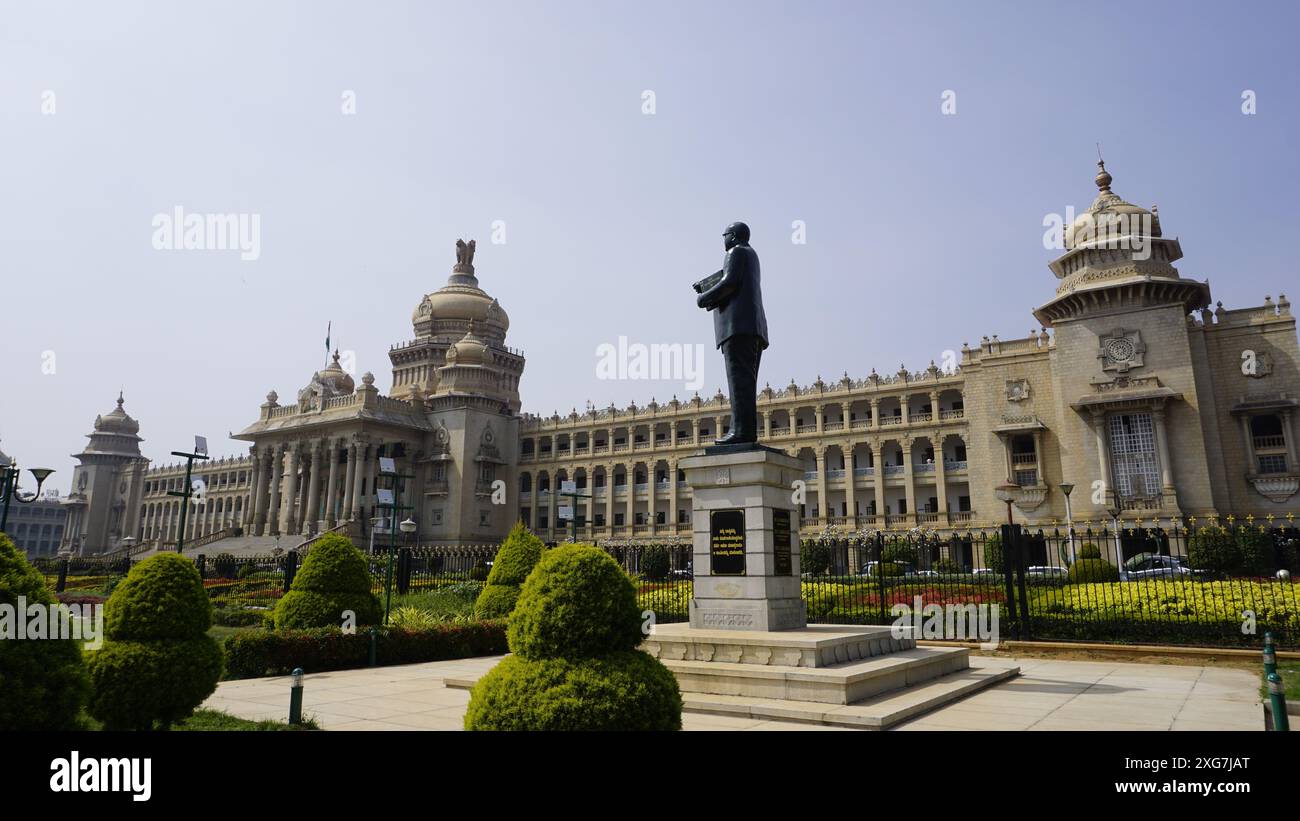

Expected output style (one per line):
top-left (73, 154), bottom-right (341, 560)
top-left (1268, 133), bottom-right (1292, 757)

top-left (35, 520), bottom-right (1300, 648)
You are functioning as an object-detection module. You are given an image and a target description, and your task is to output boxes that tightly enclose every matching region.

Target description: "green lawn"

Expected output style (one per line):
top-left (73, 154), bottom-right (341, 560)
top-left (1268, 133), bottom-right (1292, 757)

top-left (1263, 660), bottom-right (1300, 701)
top-left (208, 624), bottom-right (264, 642)
top-left (78, 709), bottom-right (317, 731)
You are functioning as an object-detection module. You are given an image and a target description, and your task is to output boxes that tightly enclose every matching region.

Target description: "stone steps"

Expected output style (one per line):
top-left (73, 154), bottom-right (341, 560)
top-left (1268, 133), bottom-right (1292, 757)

top-left (681, 665), bottom-right (1020, 729)
top-left (663, 645), bottom-right (970, 705)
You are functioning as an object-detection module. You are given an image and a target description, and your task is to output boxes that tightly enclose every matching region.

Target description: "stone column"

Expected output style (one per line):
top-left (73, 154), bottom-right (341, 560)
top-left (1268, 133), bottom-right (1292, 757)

top-left (279, 445), bottom-right (300, 535)
top-left (691, 419), bottom-right (700, 446)
top-left (1032, 428), bottom-right (1045, 487)
top-left (669, 459), bottom-right (679, 534)
top-left (872, 439), bottom-right (886, 524)
top-left (1239, 415), bottom-right (1257, 474)
top-left (762, 410), bottom-right (771, 440)
top-left (624, 464), bottom-right (634, 531)
top-left (265, 449), bottom-right (283, 536)
top-left (815, 448), bottom-right (828, 522)
top-left (246, 451), bottom-right (264, 529)
top-left (296, 453), bottom-right (311, 533)
top-left (304, 439), bottom-right (323, 535)
top-left (902, 437), bottom-right (917, 526)
top-left (1151, 407), bottom-right (1175, 501)
top-left (815, 405), bottom-right (825, 435)
top-left (1092, 413), bottom-right (1111, 492)
top-left (344, 441), bottom-right (359, 519)
top-left (870, 397), bottom-right (880, 430)
top-left (324, 441), bottom-right (341, 528)
top-left (1282, 409), bottom-right (1299, 470)
top-left (901, 394), bottom-right (911, 425)
top-left (934, 434), bottom-right (949, 517)
top-left (605, 463), bottom-right (616, 535)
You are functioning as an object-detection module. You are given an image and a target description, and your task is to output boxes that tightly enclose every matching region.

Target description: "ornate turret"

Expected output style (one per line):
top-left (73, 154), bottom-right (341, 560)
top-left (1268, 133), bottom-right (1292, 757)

top-left (1035, 161), bottom-right (1209, 326)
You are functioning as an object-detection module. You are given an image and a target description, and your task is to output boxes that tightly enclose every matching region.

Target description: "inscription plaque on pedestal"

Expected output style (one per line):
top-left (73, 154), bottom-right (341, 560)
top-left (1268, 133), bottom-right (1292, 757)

top-left (773, 509), bottom-right (793, 576)
top-left (709, 509), bottom-right (746, 576)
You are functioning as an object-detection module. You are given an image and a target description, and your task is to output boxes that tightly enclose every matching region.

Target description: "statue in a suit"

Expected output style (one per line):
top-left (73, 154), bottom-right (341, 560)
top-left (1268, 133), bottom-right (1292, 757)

top-left (694, 222), bottom-right (769, 447)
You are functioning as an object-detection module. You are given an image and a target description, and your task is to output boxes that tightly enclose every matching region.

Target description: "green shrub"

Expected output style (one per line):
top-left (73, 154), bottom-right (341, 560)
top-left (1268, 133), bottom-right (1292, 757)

top-left (473, 584), bottom-right (520, 620)
top-left (221, 622), bottom-right (508, 679)
top-left (1188, 526), bottom-right (1240, 577)
top-left (640, 545), bottom-right (671, 581)
top-left (212, 607), bottom-right (269, 627)
top-left (473, 523), bottom-right (544, 620)
top-left (0, 533), bottom-right (90, 730)
top-left (274, 534), bottom-right (380, 630)
top-left (882, 541), bottom-right (917, 565)
top-left (463, 652), bottom-right (681, 731)
top-left (934, 558), bottom-right (962, 574)
top-left (87, 553), bottom-right (223, 730)
top-left (466, 545), bottom-right (681, 730)
top-left (800, 541), bottom-right (831, 575)
top-left (1077, 543), bottom-right (1102, 560)
top-left (237, 562), bottom-right (257, 580)
top-left (983, 535), bottom-right (1004, 573)
top-left (1066, 557), bottom-right (1120, 584)
top-left (1236, 528), bottom-right (1273, 575)
top-left (507, 545), bottom-right (644, 660)
top-left (469, 562), bottom-right (491, 582)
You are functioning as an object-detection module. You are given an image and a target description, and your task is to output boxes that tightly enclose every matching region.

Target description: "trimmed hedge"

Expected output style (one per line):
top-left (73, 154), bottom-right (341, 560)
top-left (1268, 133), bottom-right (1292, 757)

top-left (466, 545), bottom-right (681, 730)
top-left (275, 534), bottom-right (380, 629)
top-left (640, 545), bottom-right (671, 581)
top-left (462, 652), bottom-right (682, 731)
top-left (474, 522), bottom-right (544, 620)
top-left (1066, 558), bottom-right (1120, 583)
top-left (222, 621), bottom-right (508, 679)
top-left (87, 553), bottom-right (223, 730)
top-left (507, 545), bottom-right (645, 660)
top-left (0, 533), bottom-right (90, 731)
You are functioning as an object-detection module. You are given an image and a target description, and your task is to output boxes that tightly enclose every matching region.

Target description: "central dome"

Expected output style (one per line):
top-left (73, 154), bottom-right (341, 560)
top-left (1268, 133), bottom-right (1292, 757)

top-left (411, 239), bottom-right (510, 337)
top-left (1065, 161), bottom-right (1160, 250)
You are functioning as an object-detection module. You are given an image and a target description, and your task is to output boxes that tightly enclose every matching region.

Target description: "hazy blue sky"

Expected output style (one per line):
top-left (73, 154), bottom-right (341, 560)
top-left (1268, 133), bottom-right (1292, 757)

top-left (2, 0), bottom-right (1297, 488)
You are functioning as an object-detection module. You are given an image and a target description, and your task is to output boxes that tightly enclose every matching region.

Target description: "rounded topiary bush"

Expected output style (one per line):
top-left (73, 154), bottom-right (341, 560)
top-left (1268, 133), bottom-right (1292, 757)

top-left (507, 545), bottom-right (645, 659)
top-left (983, 535), bottom-right (1004, 573)
top-left (0, 534), bottom-right (90, 730)
top-left (1188, 525), bottom-right (1239, 577)
top-left (472, 583), bottom-right (520, 621)
top-left (473, 522), bottom-right (544, 620)
top-left (274, 533), bottom-right (380, 630)
top-left (87, 553), bottom-right (223, 730)
top-left (1066, 557), bottom-right (1120, 584)
top-left (465, 544), bottom-right (681, 730)
top-left (1077, 543), bottom-right (1102, 560)
top-left (463, 652), bottom-right (682, 731)
top-left (800, 541), bottom-right (831, 575)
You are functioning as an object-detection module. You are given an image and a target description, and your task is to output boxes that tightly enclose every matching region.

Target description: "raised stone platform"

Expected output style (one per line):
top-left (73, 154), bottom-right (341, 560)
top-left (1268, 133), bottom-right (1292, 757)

top-left (640, 623), bottom-right (1018, 726)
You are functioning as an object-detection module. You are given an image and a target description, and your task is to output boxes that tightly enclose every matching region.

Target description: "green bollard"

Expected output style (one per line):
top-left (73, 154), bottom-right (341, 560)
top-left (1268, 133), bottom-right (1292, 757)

top-left (1267, 672), bottom-right (1289, 732)
top-left (289, 667), bottom-right (304, 725)
top-left (1263, 632), bottom-right (1277, 678)
top-left (369, 626), bottom-right (378, 668)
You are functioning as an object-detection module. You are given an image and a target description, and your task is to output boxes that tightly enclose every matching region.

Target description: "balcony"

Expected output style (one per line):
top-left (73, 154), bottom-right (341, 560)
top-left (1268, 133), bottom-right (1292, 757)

top-left (944, 459), bottom-right (968, 471)
top-left (910, 412), bottom-right (933, 423)
top-left (1012, 453), bottom-right (1037, 467)
top-left (947, 511), bottom-right (974, 525)
top-left (916, 512), bottom-right (939, 524)
top-left (826, 468), bottom-right (846, 479)
top-left (796, 424), bottom-right (816, 434)
top-left (913, 462), bottom-right (935, 473)
top-left (824, 421), bottom-right (844, 431)
top-left (881, 416), bottom-right (903, 426)
top-left (593, 444), bottom-right (608, 454)
top-left (853, 467), bottom-right (875, 477)
top-left (804, 470), bottom-right (818, 481)
top-left (851, 419), bottom-right (871, 430)
top-left (1254, 435), bottom-right (1287, 450)
top-left (940, 409), bottom-right (965, 421)
top-left (883, 465), bottom-right (904, 476)
top-left (634, 482), bottom-right (649, 493)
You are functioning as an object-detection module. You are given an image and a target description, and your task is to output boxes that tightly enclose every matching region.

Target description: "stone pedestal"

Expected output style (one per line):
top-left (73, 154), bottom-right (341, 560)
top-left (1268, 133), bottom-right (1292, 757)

top-left (680, 446), bottom-right (807, 632)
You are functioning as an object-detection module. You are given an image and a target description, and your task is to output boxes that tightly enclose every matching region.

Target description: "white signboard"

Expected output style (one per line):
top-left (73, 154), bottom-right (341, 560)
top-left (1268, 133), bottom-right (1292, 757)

top-left (379, 456), bottom-right (396, 475)
top-left (558, 505), bottom-right (574, 521)
top-left (560, 480), bottom-right (577, 495)
top-left (376, 488), bottom-right (395, 506)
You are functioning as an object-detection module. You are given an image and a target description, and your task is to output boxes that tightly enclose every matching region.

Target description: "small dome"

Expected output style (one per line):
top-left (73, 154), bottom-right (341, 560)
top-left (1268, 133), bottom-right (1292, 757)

top-left (411, 240), bottom-right (510, 334)
top-left (448, 322), bottom-right (490, 365)
top-left (313, 350), bottom-right (355, 396)
top-left (94, 392), bottom-right (141, 436)
top-left (1065, 161), bottom-right (1160, 250)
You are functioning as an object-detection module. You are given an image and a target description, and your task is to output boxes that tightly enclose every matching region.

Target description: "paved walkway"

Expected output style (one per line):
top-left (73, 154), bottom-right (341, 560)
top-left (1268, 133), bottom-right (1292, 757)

top-left (203, 655), bottom-right (1263, 731)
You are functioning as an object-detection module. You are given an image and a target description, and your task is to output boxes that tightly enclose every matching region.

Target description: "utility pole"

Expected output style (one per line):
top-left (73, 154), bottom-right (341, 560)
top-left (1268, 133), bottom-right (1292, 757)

top-left (167, 436), bottom-right (210, 553)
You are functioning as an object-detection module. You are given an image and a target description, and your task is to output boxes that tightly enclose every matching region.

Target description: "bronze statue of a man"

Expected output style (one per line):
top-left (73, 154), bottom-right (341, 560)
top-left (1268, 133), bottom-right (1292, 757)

top-left (694, 221), bottom-right (768, 447)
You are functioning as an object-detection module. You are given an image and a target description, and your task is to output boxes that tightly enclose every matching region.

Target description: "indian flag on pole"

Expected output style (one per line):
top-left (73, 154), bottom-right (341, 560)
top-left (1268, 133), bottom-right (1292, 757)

top-left (325, 321), bottom-right (331, 355)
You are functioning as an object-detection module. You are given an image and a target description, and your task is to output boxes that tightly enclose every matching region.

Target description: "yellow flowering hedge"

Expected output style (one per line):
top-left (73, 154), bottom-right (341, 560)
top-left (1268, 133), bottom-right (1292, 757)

top-left (1032, 579), bottom-right (1300, 628)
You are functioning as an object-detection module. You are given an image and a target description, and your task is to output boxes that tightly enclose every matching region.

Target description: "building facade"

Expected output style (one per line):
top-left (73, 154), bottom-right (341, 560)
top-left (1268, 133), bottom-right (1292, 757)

top-left (50, 164), bottom-right (1300, 555)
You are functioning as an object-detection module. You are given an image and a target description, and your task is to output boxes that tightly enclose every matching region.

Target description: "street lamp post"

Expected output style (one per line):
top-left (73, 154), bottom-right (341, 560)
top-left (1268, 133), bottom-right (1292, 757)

top-left (376, 456), bottom-right (414, 626)
top-left (1105, 493), bottom-right (1123, 565)
top-left (166, 436), bottom-right (210, 553)
top-left (0, 459), bottom-right (55, 534)
top-left (1059, 482), bottom-right (1076, 565)
top-left (994, 480), bottom-right (1019, 527)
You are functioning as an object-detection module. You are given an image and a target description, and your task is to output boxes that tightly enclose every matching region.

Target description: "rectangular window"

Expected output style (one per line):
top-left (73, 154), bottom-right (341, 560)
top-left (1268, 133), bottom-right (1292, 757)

top-left (1259, 454), bottom-right (1288, 474)
top-left (1109, 412), bottom-right (1160, 499)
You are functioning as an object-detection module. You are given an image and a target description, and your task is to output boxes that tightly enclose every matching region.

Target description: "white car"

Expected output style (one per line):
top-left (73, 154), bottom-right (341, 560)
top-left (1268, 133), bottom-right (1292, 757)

top-left (1121, 554), bottom-right (1192, 581)
top-left (1026, 565), bottom-right (1068, 578)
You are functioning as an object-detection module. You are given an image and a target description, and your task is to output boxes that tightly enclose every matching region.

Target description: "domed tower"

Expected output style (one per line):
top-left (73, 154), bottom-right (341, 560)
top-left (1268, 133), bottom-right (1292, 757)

top-left (391, 239), bottom-right (524, 411)
top-left (1038, 161), bottom-right (1215, 519)
top-left (60, 393), bottom-right (151, 555)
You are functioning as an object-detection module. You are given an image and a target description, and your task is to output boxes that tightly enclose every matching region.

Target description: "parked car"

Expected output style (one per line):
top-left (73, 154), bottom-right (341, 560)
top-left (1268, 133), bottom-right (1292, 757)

top-left (857, 560), bottom-right (915, 577)
top-left (667, 568), bottom-right (694, 581)
top-left (1026, 565), bottom-right (1068, 578)
top-left (1121, 554), bottom-right (1194, 581)
top-left (971, 568), bottom-right (1001, 582)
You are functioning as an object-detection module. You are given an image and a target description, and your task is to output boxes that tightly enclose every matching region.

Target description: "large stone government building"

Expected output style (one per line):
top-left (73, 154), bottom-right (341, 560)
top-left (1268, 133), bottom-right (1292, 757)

top-left (50, 163), bottom-right (1300, 557)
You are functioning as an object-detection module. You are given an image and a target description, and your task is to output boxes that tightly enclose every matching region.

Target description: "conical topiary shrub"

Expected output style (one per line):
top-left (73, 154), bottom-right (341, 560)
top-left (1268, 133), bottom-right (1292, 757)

top-left (275, 533), bottom-right (381, 629)
top-left (86, 553), bottom-right (224, 730)
top-left (0, 534), bottom-right (90, 730)
top-left (464, 544), bottom-right (682, 731)
top-left (473, 521), bottom-right (545, 620)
